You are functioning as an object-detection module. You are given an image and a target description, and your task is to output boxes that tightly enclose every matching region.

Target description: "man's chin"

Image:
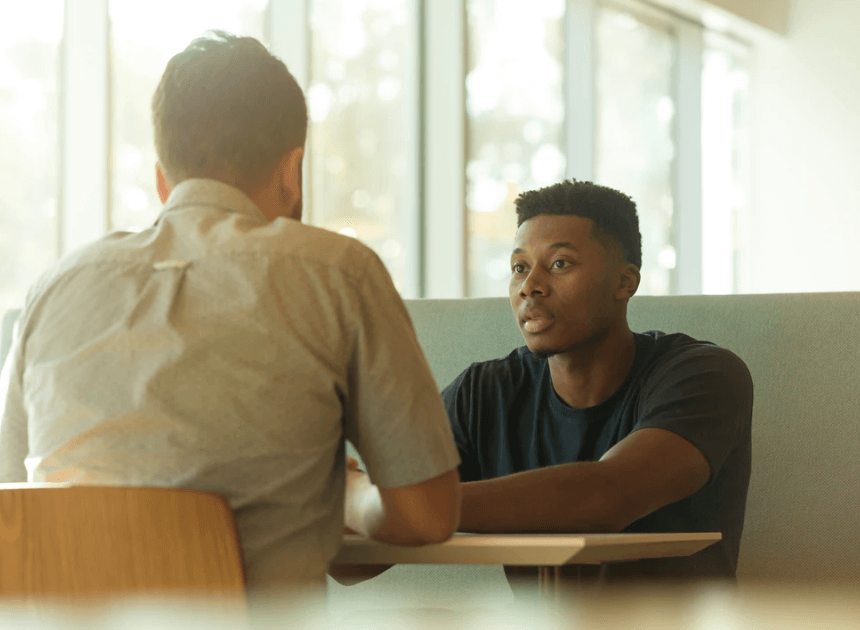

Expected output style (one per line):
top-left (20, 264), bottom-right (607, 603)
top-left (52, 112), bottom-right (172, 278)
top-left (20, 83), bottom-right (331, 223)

top-left (529, 346), bottom-right (561, 361)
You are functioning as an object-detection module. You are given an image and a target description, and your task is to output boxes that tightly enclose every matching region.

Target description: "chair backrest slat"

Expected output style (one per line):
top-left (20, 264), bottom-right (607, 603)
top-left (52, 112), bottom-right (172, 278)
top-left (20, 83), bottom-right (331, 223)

top-left (0, 485), bottom-right (246, 601)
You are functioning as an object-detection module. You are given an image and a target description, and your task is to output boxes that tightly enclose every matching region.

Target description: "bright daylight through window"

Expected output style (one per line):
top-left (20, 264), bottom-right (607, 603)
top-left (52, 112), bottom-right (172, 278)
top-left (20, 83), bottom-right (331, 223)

top-left (308, 0), bottom-right (417, 296)
top-left (595, 3), bottom-right (677, 296)
top-left (702, 34), bottom-right (749, 295)
top-left (0, 1), bottom-right (62, 317)
top-left (466, 0), bottom-right (565, 298)
top-left (0, 0), bottom-right (751, 310)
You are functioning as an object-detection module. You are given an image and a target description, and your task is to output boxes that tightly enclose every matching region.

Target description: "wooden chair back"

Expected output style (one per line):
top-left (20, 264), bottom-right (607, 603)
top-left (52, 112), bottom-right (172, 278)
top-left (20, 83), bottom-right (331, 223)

top-left (0, 484), bottom-right (246, 602)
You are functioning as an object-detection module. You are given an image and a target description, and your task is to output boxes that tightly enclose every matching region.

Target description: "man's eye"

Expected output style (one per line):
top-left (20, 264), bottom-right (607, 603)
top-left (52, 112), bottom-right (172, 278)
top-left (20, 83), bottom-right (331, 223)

top-left (553, 260), bottom-right (568, 269)
top-left (512, 264), bottom-right (525, 274)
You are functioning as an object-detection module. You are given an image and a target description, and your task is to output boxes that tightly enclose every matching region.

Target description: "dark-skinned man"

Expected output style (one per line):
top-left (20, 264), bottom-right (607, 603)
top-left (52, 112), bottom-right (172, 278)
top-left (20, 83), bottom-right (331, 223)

top-left (444, 179), bottom-right (752, 587)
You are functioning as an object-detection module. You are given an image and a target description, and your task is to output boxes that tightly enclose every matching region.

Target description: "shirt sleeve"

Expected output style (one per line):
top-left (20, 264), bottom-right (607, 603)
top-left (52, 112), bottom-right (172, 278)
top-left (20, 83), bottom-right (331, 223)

top-left (342, 248), bottom-right (460, 489)
top-left (441, 368), bottom-right (483, 483)
top-left (0, 320), bottom-right (29, 482)
top-left (634, 344), bottom-right (753, 482)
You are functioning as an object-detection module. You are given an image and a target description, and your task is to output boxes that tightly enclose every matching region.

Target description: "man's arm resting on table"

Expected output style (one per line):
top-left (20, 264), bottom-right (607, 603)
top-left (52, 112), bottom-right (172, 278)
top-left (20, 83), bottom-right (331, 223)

top-left (330, 464), bottom-right (460, 586)
top-left (345, 462), bottom-right (461, 546)
top-left (458, 427), bottom-right (710, 533)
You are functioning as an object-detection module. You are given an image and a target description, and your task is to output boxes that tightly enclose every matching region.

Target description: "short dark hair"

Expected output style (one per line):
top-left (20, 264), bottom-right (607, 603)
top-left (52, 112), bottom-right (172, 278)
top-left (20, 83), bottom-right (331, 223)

top-left (514, 179), bottom-right (642, 269)
top-left (152, 30), bottom-right (308, 189)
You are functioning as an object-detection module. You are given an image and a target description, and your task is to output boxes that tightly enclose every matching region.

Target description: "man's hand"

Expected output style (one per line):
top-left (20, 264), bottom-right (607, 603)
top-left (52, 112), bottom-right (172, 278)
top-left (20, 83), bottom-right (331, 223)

top-left (334, 455), bottom-right (393, 584)
top-left (344, 455), bottom-right (382, 537)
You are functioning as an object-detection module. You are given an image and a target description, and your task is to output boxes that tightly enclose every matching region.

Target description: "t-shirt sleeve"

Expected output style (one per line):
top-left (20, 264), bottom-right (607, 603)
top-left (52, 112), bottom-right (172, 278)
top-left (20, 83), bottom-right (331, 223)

top-left (441, 368), bottom-right (483, 483)
top-left (634, 344), bottom-right (753, 482)
top-left (343, 248), bottom-right (460, 489)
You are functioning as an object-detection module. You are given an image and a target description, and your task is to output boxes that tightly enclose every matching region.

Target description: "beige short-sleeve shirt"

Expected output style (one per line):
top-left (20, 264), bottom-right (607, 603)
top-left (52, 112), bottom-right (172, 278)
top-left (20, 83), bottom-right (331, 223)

top-left (0, 179), bottom-right (460, 589)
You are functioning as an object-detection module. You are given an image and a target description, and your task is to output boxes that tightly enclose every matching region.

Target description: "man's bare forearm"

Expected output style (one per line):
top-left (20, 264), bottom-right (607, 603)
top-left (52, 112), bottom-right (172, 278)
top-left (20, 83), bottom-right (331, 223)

top-left (345, 466), bottom-right (460, 546)
top-left (458, 461), bottom-right (630, 534)
top-left (345, 475), bottom-right (432, 545)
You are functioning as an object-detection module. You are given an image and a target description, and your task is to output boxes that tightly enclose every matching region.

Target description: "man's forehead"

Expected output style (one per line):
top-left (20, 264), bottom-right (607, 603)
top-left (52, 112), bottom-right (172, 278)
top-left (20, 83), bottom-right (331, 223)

top-left (512, 214), bottom-right (597, 251)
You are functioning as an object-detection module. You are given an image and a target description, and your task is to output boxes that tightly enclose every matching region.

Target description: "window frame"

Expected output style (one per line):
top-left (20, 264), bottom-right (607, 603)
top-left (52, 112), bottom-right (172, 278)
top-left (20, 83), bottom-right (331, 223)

top-left (56, 0), bottom-right (747, 298)
top-left (60, 0), bottom-right (110, 256)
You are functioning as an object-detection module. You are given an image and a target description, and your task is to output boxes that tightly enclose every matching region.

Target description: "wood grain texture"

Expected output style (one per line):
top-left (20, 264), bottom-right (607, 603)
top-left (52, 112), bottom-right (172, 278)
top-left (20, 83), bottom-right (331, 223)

top-left (0, 485), bottom-right (246, 601)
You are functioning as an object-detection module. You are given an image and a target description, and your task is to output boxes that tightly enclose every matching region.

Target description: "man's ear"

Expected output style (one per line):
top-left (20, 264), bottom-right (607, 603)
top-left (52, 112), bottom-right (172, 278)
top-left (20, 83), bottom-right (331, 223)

top-left (156, 163), bottom-right (171, 204)
top-left (616, 263), bottom-right (640, 300)
top-left (279, 147), bottom-right (304, 219)
top-left (282, 148), bottom-right (303, 190)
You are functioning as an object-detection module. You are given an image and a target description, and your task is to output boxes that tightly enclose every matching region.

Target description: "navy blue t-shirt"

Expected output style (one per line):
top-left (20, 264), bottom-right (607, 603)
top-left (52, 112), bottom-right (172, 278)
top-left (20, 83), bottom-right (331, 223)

top-left (442, 331), bottom-right (753, 581)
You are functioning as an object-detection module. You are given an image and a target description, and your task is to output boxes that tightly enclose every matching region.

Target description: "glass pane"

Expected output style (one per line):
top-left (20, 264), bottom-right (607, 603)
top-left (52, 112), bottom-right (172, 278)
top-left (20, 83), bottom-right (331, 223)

top-left (466, 0), bottom-right (565, 298)
top-left (702, 36), bottom-right (749, 295)
top-left (308, 0), bottom-right (417, 297)
top-left (595, 3), bottom-right (676, 296)
top-left (110, 0), bottom-right (267, 233)
top-left (0, 2), bottom-right (63, 315)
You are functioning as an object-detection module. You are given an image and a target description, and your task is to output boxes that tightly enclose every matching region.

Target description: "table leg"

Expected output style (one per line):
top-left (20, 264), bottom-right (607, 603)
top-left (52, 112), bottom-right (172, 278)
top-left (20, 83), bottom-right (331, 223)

top-left (538, 565), bottom-right (592, 604)
top-left (508, 565), bottom-right (591, 604)
top-left (537, 566), bottom-right (560, 602)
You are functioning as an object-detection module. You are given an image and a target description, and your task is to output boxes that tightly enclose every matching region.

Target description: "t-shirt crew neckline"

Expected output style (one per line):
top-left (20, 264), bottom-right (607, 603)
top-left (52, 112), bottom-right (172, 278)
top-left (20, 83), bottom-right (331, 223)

top-left (544, 332), bottom-right (653, 423)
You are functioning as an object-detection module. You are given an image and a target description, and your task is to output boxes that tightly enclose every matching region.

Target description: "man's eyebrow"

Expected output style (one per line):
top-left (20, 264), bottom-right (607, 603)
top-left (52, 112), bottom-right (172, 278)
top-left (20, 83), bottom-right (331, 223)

top-left (511, 242), bottom-right (579, 256)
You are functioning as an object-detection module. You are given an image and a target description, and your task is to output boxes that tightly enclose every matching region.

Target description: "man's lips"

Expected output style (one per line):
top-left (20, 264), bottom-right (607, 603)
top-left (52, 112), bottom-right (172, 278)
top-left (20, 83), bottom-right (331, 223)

top-left (524, 319), bottom-right (552, 333)
top-left (521, 309), bottom-right (553, 333)
top-left (522, 307), bottom-right (552, 321)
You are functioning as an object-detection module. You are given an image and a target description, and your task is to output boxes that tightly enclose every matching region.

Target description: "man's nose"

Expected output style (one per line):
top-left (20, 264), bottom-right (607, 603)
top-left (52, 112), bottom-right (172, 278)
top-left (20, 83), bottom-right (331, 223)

top-left (519, 268), bottom-right (548, 297)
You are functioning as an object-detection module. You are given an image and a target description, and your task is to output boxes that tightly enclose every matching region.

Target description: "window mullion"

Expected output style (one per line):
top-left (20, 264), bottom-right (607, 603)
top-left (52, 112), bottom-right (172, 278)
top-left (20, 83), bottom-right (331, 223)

top-left (267, 0), bottom-right (310, 226)
top-left (423, 0), bottom-right (466, 299)
top-left (674, 20), bottom-right (704, 295)
top-left (403, 0), bottom-right (421, 299)
top-left (565, 0), bottom-right (596, 182)
top-left (267, 0), bottom-right (309, 95)
top-left (60, 0), bottom-right (110, 255)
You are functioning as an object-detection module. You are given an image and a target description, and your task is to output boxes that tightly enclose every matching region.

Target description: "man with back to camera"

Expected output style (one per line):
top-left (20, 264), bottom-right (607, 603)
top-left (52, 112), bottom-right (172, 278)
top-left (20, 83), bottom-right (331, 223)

top-left (0, 31), bottom-right (461, 596)
top-left (442, 179), bottom-right (753, 586)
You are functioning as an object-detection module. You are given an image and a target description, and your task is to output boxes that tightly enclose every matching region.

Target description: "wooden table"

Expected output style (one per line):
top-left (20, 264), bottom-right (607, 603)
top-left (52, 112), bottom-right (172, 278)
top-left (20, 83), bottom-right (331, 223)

top-left (334, 532), bottom-right (722, 600)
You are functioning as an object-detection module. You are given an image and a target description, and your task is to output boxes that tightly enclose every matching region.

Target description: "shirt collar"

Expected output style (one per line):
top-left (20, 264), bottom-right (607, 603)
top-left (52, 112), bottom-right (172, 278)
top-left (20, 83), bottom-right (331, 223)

top-left (160, 178), bottom-right (268, 223)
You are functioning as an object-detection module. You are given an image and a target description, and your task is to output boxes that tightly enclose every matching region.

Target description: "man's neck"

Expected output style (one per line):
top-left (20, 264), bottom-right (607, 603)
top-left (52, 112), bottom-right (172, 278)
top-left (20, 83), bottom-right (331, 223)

top-left (547, 326), bottom-right (637, 409)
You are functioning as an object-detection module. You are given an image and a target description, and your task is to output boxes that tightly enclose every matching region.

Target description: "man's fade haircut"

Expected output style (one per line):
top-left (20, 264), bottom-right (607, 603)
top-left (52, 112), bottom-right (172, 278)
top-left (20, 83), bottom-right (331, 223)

top-left (152, 30), bottom-right (307, 189)
top-left (514, 179), bottom-right (643, 269)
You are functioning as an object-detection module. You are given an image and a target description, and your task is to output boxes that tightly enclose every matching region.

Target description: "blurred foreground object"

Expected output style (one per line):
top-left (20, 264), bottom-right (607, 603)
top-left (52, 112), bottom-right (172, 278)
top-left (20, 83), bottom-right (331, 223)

top-left (0, 583), bottom-right (857, 629)
top-left (563, 582), bottom-right (860, 630)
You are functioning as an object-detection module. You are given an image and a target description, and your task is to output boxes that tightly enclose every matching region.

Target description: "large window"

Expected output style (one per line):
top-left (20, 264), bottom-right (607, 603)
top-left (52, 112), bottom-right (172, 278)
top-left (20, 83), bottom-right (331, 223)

top-left (0, 0), bottom-right (753, 311)
top-left (0, 1), bottom-right (63, 317)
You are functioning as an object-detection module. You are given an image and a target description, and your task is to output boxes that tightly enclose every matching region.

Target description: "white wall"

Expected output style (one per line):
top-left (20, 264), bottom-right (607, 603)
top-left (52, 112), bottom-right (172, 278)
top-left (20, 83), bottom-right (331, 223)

top-left (705, 0), bottom-right (790, 34)
top-left (741, 0), bottom-right (860, 293)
